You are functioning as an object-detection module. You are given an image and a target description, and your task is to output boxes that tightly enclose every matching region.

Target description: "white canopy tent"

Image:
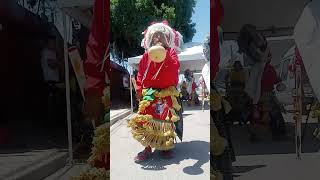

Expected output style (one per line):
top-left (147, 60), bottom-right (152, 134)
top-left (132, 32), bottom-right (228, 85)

top-left (221, 0), bottom-right (310, 39)
top-left (127, 42), bottom-right (207, 112)
top-left (57, 0), bottom-right (93, 28)
top-left (128, 42), bottom-right (206, 72)
top-left (294, 0), bottom-right (320, 102)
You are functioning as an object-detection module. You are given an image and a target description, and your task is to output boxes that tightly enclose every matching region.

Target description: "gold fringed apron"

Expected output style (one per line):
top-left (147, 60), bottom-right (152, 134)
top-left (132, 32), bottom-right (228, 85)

top-left (127, 86), bottom-right (181, 150)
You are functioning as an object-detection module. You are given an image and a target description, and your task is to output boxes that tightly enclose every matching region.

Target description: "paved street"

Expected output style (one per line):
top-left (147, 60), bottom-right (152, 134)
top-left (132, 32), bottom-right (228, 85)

top-left (44, 163), bottom-right (89, 180)
top-left (233, 153), bottom-right (320, 180)
top-left (110, 103), bottom-right (210, 180)
top-left (231, 113), bottom-right (320, 180)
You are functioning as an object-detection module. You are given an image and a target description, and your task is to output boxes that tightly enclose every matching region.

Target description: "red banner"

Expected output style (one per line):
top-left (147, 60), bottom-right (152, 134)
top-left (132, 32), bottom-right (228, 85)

top-left (211, 0), bottom-right (224, 80)
top-left (84, 0), bottom-right (110, 97)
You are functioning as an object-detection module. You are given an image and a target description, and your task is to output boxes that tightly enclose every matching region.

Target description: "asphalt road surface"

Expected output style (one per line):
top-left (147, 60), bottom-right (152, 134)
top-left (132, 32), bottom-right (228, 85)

top-left (110, 103), bottom-right (210, 180)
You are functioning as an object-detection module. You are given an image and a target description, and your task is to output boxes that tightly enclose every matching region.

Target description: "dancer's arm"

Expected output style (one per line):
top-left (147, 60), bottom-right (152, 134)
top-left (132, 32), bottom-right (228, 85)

top-left (136, 53), bottom-right (148, 100)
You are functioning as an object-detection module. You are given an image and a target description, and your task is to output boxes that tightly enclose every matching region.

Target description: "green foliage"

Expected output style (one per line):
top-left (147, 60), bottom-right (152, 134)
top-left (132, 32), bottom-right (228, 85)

top-left (110, 0), bottom-right (196, 60)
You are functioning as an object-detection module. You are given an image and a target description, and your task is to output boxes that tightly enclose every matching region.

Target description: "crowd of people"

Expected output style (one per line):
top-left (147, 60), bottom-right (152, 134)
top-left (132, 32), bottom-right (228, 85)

top-left (180, 69), bottom-right (201, 106)
top-left (211, 1), bottom-right (288, 180)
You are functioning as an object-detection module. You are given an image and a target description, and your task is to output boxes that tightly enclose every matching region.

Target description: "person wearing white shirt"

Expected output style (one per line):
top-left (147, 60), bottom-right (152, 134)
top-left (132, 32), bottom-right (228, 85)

top-left (41, 37), bottom-right (60, 84)
top-left (41, 36), bottom-right (61, 128)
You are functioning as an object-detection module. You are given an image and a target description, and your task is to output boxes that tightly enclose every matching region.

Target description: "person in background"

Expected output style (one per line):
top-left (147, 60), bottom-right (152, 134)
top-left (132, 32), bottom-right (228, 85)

top-left (180, 81), bottom-right (189, 101)
top-left (41, 36), bottom-right (62, 128)
top-left (191, 72), bottom-right (200, 105)
top-left (41, 36), bottom-right (61, 87)
top-left (184, 69), bottom-right (199, 106)
top-left (249, 50), bottom-right (287, 142)
top-left (225, 61), bottom-right (250, 125)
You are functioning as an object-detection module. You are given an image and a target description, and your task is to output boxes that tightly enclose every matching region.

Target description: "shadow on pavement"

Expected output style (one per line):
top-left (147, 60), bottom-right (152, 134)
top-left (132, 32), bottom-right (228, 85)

top-left (181, 102), bottom-right (210, 112)
top-left (136, 140), bottom-right (209, 175)
top-left (231, 122), bottom-right (320, 156)
top-left (233, 165), bottom-right (266, 173)
top-left (182, 113), bottom-right (193, 118)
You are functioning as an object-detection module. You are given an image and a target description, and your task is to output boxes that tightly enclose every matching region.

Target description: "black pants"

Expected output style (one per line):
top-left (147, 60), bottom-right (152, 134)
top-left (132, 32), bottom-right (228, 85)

top-left (45, 81), bottom-right (59, 129)
top-left (175, 96), bottom-right (184, 141)
top-left (270, 105), bottom-right (286, 138)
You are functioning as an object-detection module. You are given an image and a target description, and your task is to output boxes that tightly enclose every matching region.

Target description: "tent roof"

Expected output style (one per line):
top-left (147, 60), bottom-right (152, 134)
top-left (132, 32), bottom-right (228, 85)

top-left (57, 0), bottom-right (93, 8)
top-left (127, 42), bottom-right (206, 72)
top-left (57, 0), bottom-right (93, 28)
top-left (222, 0), bottom-right (310, 39)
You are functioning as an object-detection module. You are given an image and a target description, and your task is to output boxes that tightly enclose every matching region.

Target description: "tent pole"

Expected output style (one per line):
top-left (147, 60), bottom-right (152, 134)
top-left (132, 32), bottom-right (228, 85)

top-left (130, 70), bottom-right (133, 114)
top-left (63, 14), bottom-right (73, 164)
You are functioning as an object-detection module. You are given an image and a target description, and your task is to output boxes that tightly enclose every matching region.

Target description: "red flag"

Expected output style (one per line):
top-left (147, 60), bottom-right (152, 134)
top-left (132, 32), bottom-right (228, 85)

top-left (84, 0), bottom-right (110, 97)
top-left (211, 0), bottom-right (224, 80)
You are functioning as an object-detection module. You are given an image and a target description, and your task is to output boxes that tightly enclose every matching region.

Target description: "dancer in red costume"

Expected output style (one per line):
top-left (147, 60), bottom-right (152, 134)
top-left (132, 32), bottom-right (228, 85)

top-left (128, 21), bottom-right (183, 162)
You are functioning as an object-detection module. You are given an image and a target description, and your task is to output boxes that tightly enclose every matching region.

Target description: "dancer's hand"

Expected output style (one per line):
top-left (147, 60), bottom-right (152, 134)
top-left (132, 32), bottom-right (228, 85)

top-left (136, 91), bottom-right (142, 101)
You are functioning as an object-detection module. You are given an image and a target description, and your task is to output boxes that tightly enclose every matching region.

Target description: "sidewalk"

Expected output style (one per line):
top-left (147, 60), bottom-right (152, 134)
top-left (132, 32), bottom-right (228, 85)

top-left (110, 104), bottom-right (210, 180)
top-left (110, 108), bottom-right (132, 125)
top-left (44, 163), bottom-right (89, 180)
top-left (233, 153), bottom-right (320, 180)
top-left (0, 149), bottom-right (68, 180)
top-left (231, 109), bottom-right (320, 180)
top-left (43, 108), bottom-right (132, 180)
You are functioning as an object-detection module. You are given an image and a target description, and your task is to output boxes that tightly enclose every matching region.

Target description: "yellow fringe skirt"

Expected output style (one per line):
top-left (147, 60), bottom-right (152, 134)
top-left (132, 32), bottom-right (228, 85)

top-left (127, 86), bottom-right (181, 150)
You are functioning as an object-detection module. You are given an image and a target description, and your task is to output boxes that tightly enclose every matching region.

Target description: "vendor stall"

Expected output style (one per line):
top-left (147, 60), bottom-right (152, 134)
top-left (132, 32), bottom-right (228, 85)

top-left (220, 0), bottom-right (314, 159)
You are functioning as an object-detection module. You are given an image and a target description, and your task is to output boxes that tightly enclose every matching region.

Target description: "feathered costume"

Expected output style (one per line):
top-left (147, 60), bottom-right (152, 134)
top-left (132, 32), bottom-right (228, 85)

top-left (128, 21), bottom-right (183, 150)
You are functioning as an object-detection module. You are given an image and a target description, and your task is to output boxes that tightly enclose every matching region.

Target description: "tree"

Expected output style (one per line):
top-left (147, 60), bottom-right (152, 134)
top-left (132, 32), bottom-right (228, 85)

top-left (110, 0), bottom-right (196, 62)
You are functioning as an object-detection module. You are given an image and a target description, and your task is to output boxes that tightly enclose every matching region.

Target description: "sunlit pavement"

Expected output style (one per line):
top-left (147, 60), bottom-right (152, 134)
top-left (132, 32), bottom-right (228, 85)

top-left (232, 112), bottom-right (320, 180)
top-left (110, 103), bottom-right (210, 180)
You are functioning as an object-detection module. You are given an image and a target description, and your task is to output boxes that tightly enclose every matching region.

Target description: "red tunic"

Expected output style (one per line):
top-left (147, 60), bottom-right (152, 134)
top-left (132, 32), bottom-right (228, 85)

top-left (211, 0), bottom-right (224, 80)
top-left (289, 47), bottom-right (306, 73)
top-left (136, 48), bottom-right (180, 95)
top-left (192, 82), bottom-right (197, 91)
top-left (261, 63), bottom-right (281, 93)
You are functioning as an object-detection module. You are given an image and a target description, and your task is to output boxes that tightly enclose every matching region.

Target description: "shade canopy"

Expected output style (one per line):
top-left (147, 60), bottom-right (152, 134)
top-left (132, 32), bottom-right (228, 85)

top-left (128, 42), bottom-right (207, 72)
top-left (294, 0), bottom-right (320, 101)
top-left (57, 0), bottom-right (93, 28)
top-left (221, 0), bottom-right (310, 39)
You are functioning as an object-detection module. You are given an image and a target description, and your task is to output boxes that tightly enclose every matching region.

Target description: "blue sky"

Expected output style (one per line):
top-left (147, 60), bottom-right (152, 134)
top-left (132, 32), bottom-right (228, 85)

top-left (191, 0), bottom-right (210, 43)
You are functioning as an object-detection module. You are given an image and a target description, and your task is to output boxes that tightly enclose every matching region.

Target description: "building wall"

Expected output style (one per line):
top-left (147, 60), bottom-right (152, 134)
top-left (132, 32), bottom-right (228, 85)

top-left (110, 62), bottom-right (131, 106)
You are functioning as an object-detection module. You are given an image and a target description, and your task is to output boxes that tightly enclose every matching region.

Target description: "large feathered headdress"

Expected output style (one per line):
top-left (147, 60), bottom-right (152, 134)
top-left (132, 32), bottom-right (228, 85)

top-left (141, 20), bottom-right (183, 53)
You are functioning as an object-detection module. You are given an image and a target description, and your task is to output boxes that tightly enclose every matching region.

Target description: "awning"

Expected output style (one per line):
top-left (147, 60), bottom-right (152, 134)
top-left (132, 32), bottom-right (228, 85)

top-left (57, 0), bottom-right (93, 28)
top-left (222, 0), bottom-right (310, 39)
top-left (294, 0), bottom-right (320, 101)
top-left (128, 42), bottom-right (206, 72)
